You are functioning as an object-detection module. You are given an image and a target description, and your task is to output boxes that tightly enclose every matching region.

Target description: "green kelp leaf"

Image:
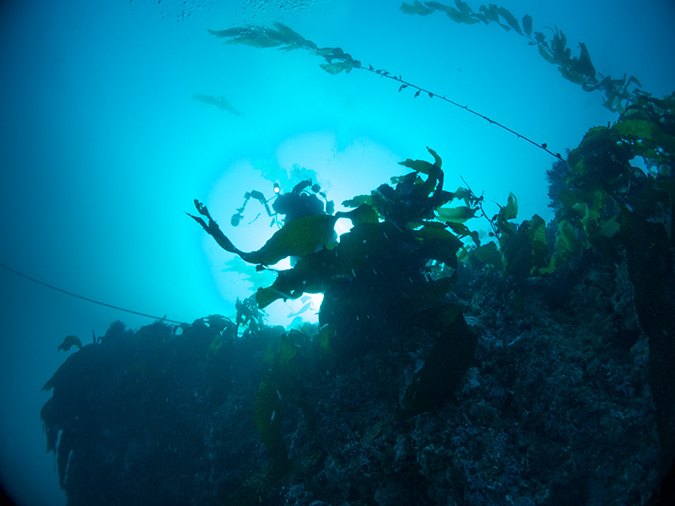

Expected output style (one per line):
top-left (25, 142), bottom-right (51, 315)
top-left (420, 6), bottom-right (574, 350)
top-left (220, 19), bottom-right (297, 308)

top-left (522, 14), bottom-right (533, 37)
top-left (500, 192), bottom-right (519, 221)
top-left (538, 44), bottom-right (557, 64)
top-left (498, 6), bottom-right (522, 34)
top-left (416, 223), bottom-right (462, 266)
top-left (455, 0), bottom-right (472, 15)
top-left (224, 28), bottom-right (283, 48)
top-left (530, 214), bottom-right (550, 273)
top-left (446, 186), bottom-right (473, 206)
top-left (550, 27), bottom-right (571, 63)
top-left (277, 334), bottom-right (298, 366)
top-left (427, 146), bottom-right (443, 168)
top-left (255, 249), bottom-right (335, 308)
top-left (425, 1), bottom-right (445, 9)
top-left (479, 4), bottom-right (499, 23)
top-left (400, 0), bottom-right (434, 15)
top-left (207, 27), bottom-right (248, 38)
top-left (628, 180), bottom-right (674, 220)
top-left (254, 376), bottom-right (288, 466)
top-left (613, 119), bottom-right (675, 155)
top-left (611, 74), bottom-right (627, 87)
top-left (575, 42), bottom-right (596, 79)
top-left (599, 218), bottom-right (621, 238)
top-left (566, 126), bottom-right (613, 176)
top-left (436, 206), bottom-right (477, 223)
top-left (56, 335), bottom-right (83, 352)
top-left (559, 66), bottom-right (586, 85)
top-left (342, 194), bottom-right (373, 208)
top-left (401, 309), bottom-right (477, 418)
top-left (472, 241), bottom-right (503, 270)
top-left (399, 147), bottom-right (441, 175)
top-left (443, 5), bottom-right (471, 23)
top-left (445, 221), bottom-right (480, 246)
top-left (242, 214), bottom-right (338, 265)
top-left (557, 189), bottom-right (595, 209)
top-left (320, 60), bottom-right (358, 74)
top-left (531, 214), bottom-right (547, 244)
top-left (339, 204), bottom-right (379, 225)
top-left (427, 0), bottom-right (476, 22)
top-left (399, 158), bottom-right (437, 175)
top-left (627, 75), bottom-right (643, 88)
top-left (274, 22), bottom-right (316, 49)
top-left (557, 220), bottom-right (582, 254)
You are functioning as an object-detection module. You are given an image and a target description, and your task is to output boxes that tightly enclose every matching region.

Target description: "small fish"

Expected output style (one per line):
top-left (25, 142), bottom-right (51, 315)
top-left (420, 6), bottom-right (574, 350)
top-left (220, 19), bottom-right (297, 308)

top-left (192, 94), bottom-right (242, 116)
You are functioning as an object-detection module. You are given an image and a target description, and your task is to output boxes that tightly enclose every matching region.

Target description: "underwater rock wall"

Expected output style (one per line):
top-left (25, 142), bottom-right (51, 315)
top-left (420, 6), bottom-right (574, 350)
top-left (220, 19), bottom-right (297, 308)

top-left (41, 254), bottom-right (660, 505)
top-left (41, 93), bottom-right (675, 503)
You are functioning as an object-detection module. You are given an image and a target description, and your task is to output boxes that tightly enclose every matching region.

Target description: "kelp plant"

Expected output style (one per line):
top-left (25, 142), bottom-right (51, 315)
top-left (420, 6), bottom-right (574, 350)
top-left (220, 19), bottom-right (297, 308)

top-left (400, 0), bottom-right (646, 113)
top-left (190, 148), bottom-right (478, 476)
top-left (207, 22), bottom-right (563, 160)
top-left (461, 91), bottom-right (675, 475)
top-left (549, 92), bottom-right (675, 475)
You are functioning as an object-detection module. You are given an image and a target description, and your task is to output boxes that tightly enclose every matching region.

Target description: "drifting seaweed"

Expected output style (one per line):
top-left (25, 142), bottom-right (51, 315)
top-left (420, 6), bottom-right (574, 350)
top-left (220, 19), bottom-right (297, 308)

top-left (400, 0), bottom-right (647, 113)
top-left (207, 22), bottom-right (563, 160)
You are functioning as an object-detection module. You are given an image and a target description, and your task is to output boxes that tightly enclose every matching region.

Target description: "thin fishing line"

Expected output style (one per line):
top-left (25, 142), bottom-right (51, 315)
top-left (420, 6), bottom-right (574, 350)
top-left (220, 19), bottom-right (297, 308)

top-left (0, 261), bottom-right (184, 325)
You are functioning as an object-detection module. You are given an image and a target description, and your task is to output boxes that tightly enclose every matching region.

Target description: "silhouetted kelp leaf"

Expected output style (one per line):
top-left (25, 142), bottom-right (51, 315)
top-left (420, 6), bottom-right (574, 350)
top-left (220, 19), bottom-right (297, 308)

top-left (345, 203), bottom-right (379, 225)
top-left (273, 23), bottom-right (317, 49)
top-left (401, 307), bottom-right (477, 418)
top-left (538, 43), bottom-right (556, 64)
top-left (207, 27), bottom-right (248, 38)
top-left (498, 7), bottom-right (522, 34)
top-left (342, 194), bottom-right (373, 208)
top-left (436, 205), bottom-right (478, 223)
top-left (454, 0), bottom-right (472, 16)
top-left (628, 75), bottom-right (643, 88)
top-left (245, 215), bottom-right (338, 265)
top-left (425, 1), bottom-right (478, 24)
top-left (415, 224), bottom-right (462, 274)
top-left (478, 4), bottom-right (499, 23)
top-left (320, 60), bottom-right (358, 74)
top-left (499, 192), bottom-right (519, 221)
top-left (522, 14), bottom-right (533, 37)
top-left (471, 241), bottom-right (503, 270)
top-left (574, 42), bottom-right (596, 79)
top-left (556, 189), bottom-right (595, 210)
top-left (398, 157), bottom-right (437, 175)
top-left (533, 31), bottom-right (546, 44)
top-left (57, 335), bottom-right (83, 352)
top-left (400, 0), bottom-right (434, 15)
top-left (189, 200), bottom-right (338, 266)
top-left (559, 66), bottom-right (587, 85)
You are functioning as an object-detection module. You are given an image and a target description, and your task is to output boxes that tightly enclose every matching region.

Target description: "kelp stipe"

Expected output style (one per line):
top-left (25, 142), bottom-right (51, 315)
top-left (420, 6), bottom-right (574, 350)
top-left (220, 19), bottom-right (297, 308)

top-left (208, 23), bottom-right (564, 160)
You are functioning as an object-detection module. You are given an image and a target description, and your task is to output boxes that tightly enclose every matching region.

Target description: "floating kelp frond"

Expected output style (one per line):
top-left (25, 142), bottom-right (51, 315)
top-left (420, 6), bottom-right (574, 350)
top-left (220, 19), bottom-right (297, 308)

top-left (400, 1), bottom-right (646, 114)
top-left (192, 94), bottom-right (242, 115)
top-left (207, 22), bottom-right (562, 159)
top-left (188, 199), bottom-right (340, 266)
top-left (207, 22), bottom-right (360, 74)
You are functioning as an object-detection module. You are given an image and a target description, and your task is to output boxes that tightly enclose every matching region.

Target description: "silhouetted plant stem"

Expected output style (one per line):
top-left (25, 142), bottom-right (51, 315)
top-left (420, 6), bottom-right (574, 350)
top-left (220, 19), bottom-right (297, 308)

top-left (362, 66), bottom-right (565, 161)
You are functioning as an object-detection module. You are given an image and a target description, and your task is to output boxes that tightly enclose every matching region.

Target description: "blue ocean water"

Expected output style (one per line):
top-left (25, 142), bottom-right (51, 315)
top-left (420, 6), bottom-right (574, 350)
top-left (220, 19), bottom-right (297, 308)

top-left (1, 0), bottom-right (674, 504)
